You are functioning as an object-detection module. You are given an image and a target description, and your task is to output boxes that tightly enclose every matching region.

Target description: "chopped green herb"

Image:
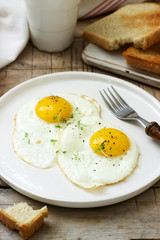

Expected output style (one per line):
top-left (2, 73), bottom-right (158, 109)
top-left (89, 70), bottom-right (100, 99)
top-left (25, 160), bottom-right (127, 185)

top-left (56, 149), bottom-right (67, 154)
top-left (50, 139), bottom-right (57, 143)
top-left (74, 107), bottom-right (82, 115)
top-left (100, 143), bottom-right (105, 149)
top-left (25, 132), bottom-right (28, 137)
top-left (78, 120), bottom-right (82, 129)
top-left (55, 124), bottom-right (61, 128)
top-left (61, 118), bottom-right (67, 123)
top-left (53, 114), bottom-right (64, 128)
top-left (95, 148), bottom-right (101, 153)
top-left (77, 120), bottom-right (89, 130)
top-left (94, 143), bottom-right (108, 157)
top-left (70, 113), bottom-right (74, 118)
top-left (23, 133), bottom-right (30, 144)
top-left (62, 151), bottom-right (67, 154)
top-left (73, 152), bottom-right (79, 160)
top-left (95, 143), bottom-right (105, 152)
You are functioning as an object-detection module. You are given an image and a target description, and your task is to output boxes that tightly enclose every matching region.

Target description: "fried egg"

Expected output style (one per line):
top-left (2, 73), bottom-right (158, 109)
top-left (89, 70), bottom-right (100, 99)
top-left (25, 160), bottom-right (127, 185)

top-left (57, 116), bottom-right (139, 189)
top-left (12, 94), bottom-right (100, 169)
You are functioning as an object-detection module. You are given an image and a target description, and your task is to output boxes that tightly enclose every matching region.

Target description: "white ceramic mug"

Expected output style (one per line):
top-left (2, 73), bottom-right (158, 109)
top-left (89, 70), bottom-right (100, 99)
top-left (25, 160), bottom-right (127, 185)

top-left (25, 0), bottom-right (80, 52)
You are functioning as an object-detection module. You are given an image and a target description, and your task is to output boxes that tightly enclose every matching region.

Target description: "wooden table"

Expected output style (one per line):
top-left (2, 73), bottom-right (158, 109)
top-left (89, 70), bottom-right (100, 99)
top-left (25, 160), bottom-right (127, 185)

top-left (0, 19), bottom-right (160, 240)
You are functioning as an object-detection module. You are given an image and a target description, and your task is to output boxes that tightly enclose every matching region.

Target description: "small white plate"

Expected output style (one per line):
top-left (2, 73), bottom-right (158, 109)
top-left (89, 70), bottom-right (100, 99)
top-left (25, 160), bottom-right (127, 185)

top-left (0, 71), bottom-right (160, 208)
top-left (82, 43), bottom-right (160, 89)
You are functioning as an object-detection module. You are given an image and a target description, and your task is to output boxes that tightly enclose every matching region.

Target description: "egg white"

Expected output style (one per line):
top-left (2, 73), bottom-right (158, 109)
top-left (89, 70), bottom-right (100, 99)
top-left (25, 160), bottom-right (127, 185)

top-left (57, 116), bottom-right (139, 189)
top-left (12, 94), bottom-right (101, 169)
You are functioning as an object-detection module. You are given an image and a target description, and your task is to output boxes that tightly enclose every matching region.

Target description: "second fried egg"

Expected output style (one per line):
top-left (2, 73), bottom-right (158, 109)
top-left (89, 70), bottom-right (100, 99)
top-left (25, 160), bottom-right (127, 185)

top-left (57, 116), bottom-right (139, 189)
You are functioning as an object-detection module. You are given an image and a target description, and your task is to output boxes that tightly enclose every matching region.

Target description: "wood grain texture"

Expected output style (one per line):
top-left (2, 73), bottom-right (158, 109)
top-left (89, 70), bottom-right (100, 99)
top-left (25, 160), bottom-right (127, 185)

top-left (0, 189), bottom-right (160, 240)
top-left (0, 18), bottom-right (160, 240)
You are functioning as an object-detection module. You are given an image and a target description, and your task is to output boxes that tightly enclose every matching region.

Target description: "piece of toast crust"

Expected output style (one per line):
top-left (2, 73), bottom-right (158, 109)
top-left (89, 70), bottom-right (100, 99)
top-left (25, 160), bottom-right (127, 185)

top-left (123, 43), bottom-right (160, 74)
top-left (83, 2), bottom-right (160, 50)
top-left (0, 202), bottom-right (48, 239)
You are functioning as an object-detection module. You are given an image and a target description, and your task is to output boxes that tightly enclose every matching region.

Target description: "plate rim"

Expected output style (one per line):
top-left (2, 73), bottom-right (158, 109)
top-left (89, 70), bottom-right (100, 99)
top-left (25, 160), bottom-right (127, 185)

top-left (1, 71), bottom-right (160, 104)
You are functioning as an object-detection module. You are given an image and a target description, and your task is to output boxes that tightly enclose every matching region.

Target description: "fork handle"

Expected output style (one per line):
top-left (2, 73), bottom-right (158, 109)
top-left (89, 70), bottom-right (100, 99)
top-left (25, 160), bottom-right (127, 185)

top-left (145, 122), bottom-right (160, 142)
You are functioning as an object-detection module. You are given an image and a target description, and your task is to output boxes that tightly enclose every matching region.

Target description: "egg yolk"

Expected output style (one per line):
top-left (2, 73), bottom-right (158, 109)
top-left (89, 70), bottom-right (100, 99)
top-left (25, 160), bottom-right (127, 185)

top-left (90, 128), bottom-right (130, 157)
top-left (35, 96), bottom-right (72, 123)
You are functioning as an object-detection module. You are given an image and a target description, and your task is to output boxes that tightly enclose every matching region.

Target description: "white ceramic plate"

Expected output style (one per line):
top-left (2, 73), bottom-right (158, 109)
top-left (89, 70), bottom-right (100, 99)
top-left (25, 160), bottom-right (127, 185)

top-left (82, 44), bottom-right (160, 89)
top-left (0, 71), bottom-right (160, 208)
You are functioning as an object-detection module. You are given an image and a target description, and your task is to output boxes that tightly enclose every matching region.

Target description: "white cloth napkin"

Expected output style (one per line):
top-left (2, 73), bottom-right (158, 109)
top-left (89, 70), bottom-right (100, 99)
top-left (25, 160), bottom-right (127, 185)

top-left (0, 0), bottom-right (29, 69)
top-left (0, 0), bottom-right (145, 69)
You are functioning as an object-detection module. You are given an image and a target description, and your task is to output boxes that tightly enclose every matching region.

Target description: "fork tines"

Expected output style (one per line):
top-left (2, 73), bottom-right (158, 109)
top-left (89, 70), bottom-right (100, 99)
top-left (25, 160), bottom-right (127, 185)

top-left (99, 86), bottom-right (129, 114)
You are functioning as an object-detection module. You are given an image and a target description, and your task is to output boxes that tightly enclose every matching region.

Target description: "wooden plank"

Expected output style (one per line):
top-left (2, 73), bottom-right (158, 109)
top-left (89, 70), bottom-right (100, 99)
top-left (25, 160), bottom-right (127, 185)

top-left (154, 179), bottom-right (160, 187)
top-left (0, 179), bottom-right (7, 187)
top-left (138, 82), bottom-right (160, 101)
top-left (32, 47), bottom-right (52, 70)
top-left (52, 47), bottom-right (72, 70)
top-left (0, 69), bottom-right (32, 95)
top-left (72, 38), bottom-right (85, 71)
top-left (0, 69), bottom-right (7, 96)
top-left (0, 185), bottom-right (159, 203)
top-left (0, 189), bottom-right (160, 240)
top-left (32, 69), bottom-right (52, 78)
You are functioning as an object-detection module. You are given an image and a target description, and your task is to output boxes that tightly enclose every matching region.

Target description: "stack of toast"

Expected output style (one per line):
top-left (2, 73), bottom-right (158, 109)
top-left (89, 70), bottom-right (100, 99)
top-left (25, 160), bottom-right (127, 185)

top-left (83, 2), bottom-right (160, 74)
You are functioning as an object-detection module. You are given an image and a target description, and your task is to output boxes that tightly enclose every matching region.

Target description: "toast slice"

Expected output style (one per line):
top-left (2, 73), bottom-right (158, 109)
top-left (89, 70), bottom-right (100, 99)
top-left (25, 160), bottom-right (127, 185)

top-left (83, 2), bottom-right (160, 50)
top-left (123, 43), bottom-right (160, 74)
top-left (0, 202), bottom-right (48, 239)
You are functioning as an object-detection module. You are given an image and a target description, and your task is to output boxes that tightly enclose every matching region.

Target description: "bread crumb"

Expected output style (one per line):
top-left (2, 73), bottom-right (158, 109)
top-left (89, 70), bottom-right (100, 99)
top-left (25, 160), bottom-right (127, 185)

top-left (0, 202), bottom-right (48, 239)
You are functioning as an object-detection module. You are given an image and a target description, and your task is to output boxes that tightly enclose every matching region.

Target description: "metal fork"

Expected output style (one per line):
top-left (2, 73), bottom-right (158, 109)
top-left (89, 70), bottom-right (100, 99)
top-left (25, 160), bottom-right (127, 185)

top-left (100, 86), bottom-right (160, 142)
